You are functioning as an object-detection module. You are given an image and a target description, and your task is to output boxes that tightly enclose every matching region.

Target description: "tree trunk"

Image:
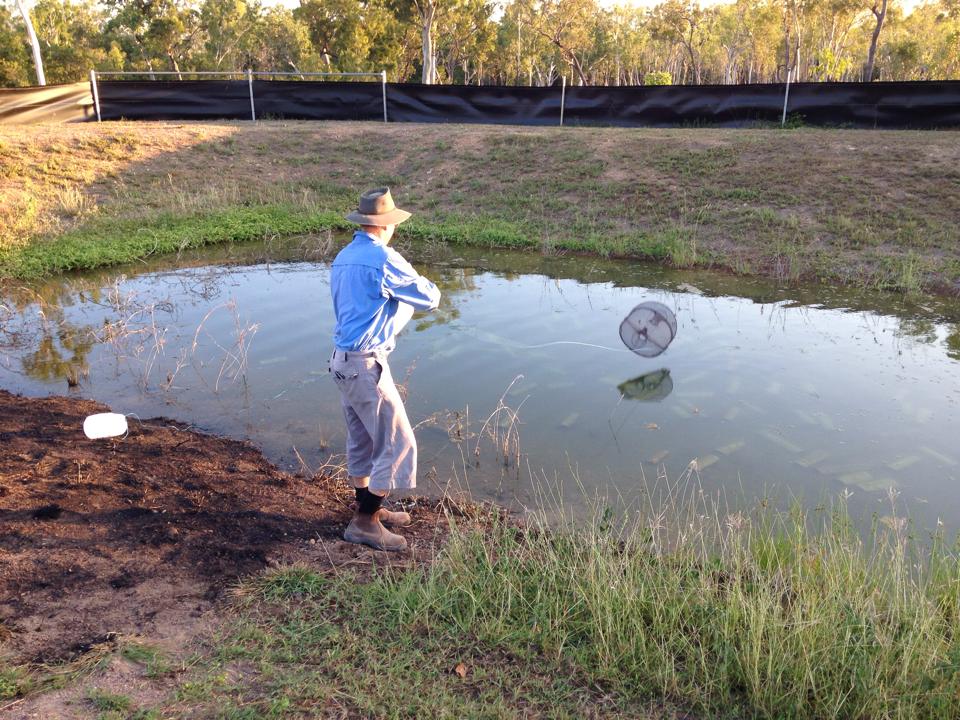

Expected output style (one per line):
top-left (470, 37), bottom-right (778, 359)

top-left (420, 1), bottom-right (437, 84)
top-left (864, 0), bottom-right (887, 81)
top-left (168, 52), bottom-right (183, 80)
top-left (15, 0), bottom-right (45, 85)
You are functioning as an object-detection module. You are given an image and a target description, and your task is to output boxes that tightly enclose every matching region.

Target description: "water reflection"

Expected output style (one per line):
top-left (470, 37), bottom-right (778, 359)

top-left (946, 326), bottom-right (960, 361)
top-left (618, 369), bottom-right (673, 402)
top-left (1, 235), bottom-right (960, 534)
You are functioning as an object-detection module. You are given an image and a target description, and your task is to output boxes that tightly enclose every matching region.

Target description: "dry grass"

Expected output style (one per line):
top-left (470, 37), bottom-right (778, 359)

top-left (1, 121), bottom-right (958, 291)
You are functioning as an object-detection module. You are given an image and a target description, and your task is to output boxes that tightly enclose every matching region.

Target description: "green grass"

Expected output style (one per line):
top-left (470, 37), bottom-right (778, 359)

top-left (87, 687), bottom-right (133, 712)
top-left (0, 664), bottom-right (28, 700)
top-left (148, 485), bottom-right (960, 719)
top-left (120, 642), bottom-right (175, 679)
top-left (0, 205), bottom-right (350, 279)
top-left (2, 122), bottom-right (959, 293)
top-left (86, 687), bottom-right (159, 720)
top-left (172, 564), bottom-right (671, 719)
top-left (7, 488), bottom-right (960, 717)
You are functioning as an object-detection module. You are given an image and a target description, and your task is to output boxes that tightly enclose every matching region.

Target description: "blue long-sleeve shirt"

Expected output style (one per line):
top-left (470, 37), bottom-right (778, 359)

top-left (331, 230), bottom-right (441, 353)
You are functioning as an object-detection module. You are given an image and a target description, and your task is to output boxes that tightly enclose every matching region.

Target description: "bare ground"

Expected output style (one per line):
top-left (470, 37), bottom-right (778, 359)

top-left (0, 389), bottom-right (462, 669)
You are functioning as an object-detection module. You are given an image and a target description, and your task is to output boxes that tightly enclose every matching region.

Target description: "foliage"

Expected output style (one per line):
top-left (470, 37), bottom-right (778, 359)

top-left (644, 70), bottom-right (672, 84)
top-left (0, 3), bottom-right (30, 86)
top-left (1, 0), bottom-right (959, 86)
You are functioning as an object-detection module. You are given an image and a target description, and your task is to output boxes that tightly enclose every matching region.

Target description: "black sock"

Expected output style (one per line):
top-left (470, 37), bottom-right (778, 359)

top-left (355, 486), bottom-right (370, 504)
top-left (358, 489), bottom-right (384, 516)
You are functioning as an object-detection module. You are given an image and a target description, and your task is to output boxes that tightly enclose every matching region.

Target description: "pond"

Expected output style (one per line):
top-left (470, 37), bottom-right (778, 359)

top-left (2, 234), bottom-right (959, 531)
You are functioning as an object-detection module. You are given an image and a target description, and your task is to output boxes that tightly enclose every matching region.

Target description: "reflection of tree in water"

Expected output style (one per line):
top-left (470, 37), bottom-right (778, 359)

top-left (22, 325), bottom-right (94, 386)
top-left (1, 274), bottom-right (157, 386)
top-left (947, 325), bottom-right (960, 361)
top-left (1, 280), bottom-right (101, 385)
top-left (895, 316), bottom-right (938, 345)
top-left (412, 267), bottom-right (479, 332)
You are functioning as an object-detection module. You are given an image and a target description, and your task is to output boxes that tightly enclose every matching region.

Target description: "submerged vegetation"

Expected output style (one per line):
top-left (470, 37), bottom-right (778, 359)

top-left (2, 122), bottom-right (959, 294)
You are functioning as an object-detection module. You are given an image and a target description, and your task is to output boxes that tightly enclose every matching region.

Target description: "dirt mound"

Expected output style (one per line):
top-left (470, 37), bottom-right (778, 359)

top-left (0, 390), bottom-right (451, 665)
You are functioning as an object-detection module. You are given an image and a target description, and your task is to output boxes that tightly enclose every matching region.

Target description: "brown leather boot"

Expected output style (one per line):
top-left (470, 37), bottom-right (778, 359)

top-left (347, 502), bottom-right (412, 527)
top-left (376, 506), bottom-right (413, 527)
top-left (344, 511), bottom-right (408, 552)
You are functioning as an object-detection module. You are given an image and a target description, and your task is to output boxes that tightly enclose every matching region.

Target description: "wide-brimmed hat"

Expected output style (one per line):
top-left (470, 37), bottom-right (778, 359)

top-left (345, 187), bottom-right (412, 226)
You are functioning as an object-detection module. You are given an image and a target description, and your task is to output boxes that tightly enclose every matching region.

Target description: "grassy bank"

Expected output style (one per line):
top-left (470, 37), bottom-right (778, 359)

top-left (6, 489), bottom-right (959, 718)
top-left (1, 122), bottom-right (958, 293)
top-left (176, 495), bottom-right (960, 718)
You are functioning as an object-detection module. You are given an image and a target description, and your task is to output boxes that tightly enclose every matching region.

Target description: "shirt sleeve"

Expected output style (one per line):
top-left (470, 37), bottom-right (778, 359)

top-left (382, 249), bottom-right (441, 311)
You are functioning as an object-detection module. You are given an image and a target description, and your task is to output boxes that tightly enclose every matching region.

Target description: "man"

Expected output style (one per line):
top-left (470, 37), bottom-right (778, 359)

top-left (329, 188), bottom-right (441, 551)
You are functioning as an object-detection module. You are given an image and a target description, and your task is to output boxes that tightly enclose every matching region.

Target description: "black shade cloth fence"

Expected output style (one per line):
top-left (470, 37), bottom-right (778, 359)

top-left (0, 82), bottom-right (94, 124)
top-left (9, 78), bottom-right (960, 128)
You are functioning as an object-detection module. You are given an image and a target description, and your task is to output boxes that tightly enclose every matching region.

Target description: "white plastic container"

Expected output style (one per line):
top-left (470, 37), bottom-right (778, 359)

top-left (83, 412), bottom-right (128, 439)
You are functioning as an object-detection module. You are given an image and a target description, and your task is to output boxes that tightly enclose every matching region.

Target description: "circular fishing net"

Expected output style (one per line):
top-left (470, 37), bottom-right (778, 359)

top-left (619, 301), bottom-right (677, 358)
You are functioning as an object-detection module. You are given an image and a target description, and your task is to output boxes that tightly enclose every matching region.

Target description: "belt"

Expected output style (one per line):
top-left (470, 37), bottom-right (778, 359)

top-left (331, 348), bottom-right (382, 362)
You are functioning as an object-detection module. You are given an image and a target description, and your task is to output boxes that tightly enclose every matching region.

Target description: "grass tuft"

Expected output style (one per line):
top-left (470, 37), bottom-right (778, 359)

top-left (367, 485), bottom-right (960, 718)
top-left (161, 481), bottom-right (960, 719)
top-left (253, 566), bottom-right (329, 601)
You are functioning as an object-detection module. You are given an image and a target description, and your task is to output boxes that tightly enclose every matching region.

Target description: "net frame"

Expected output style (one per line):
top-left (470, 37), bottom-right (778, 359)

top-left (619, 301), bottom-right (677, 358)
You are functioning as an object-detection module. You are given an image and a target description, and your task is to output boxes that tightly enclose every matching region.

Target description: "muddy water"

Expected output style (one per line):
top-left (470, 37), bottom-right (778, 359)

top-left (2, 235), bottom-right (959, 531)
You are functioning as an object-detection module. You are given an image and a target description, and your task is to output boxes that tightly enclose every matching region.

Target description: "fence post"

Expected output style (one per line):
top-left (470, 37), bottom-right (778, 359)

top-left (89, 69), bottom-right (101, 122)
top-left (560, 75), bottom-right (566, 127)
top-left (247, 69), bottom-right (256, 122)
top-left (381, 70), bottom-right (388, 123)
top-left (781, 68), bottom-right (792, 127)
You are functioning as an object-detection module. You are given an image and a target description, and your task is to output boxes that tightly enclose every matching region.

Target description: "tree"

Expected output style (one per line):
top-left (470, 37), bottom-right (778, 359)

top-left (649, 0), bottom-right (710, 84)
top-left (30, 0), bottom-right (124, 83)
top-left (528, 0), bottom-right (601, 85)
top-left (435, 0), bottom-right (496, 83)
top-left (14, 0), bottom-right (44, 84)
top-left (243, 7), bottom-right (319, 74)
top-left (863, 0), bottom-right (888, 79)
top-left (0, 4), bottom-right (30, 86)
top-left (295, 0), bottom-right (373, 72)
top-left (418, 0), bottom-right (438, 82)
top-left (103, 0), bottom-right (201, 77)
top-left (199, 0), bottom-right (257, 70)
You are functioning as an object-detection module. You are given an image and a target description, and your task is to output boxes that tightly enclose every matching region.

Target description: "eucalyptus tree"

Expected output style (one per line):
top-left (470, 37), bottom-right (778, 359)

top-left (435, 0), bottom-right (496, 83)
top-left (361, 0), bottom-right (414, 80)
top-left (648, 0), bottom-right (712, 83)
top-left (803, 0), bottom-right (863, 80)
top-left (29, 0), bottom-right (124, 82)
top-left (295, 0), bottom-right (375, 72)
top-left (102, 0), bottom-right (201, 77)
top-left (494, 0), bottom-right (551, 84)
top-left (199, 0), bottom-right (259, 70)
top-left (863, 0), bottom-right (889, 78)
top-left (242, 6), bottom-right (319, 74)
top-left (713, 0), bottom-right (769, 82)
top-left (604, 5), bottom-right (650, 85)
top-left (886, 0), bottom-right (960, 79)
top-left (0, 3), bottom-right (30, 85)
top-left (526, 0), bottom-right (602, 85)
top-left (14, 0), bottom-right (44, 83)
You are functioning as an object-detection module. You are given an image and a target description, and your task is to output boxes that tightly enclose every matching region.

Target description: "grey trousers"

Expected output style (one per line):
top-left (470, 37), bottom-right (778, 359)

top-left (329, 349), bottom-right (417, 493)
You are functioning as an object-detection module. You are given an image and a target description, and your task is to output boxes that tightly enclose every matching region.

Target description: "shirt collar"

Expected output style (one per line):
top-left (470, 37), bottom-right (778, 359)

top-left (354, 229), bottom-right (386, 246)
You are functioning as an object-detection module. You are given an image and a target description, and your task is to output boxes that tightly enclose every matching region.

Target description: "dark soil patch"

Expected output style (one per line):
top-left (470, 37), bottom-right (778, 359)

top-left (0, 389), bottom-right (459, 665)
